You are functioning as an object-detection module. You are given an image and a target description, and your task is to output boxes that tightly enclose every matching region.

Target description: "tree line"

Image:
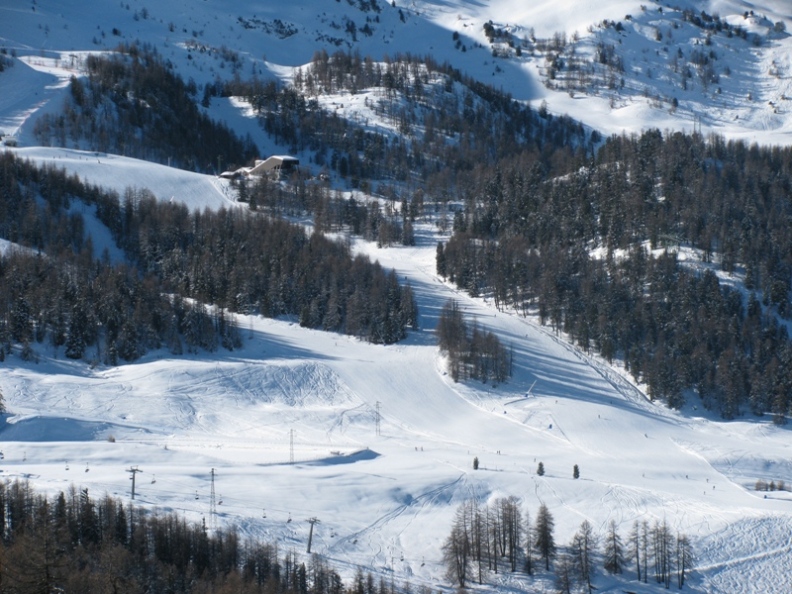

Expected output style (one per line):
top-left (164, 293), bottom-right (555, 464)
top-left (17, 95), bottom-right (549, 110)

top-left (440, 129), bottom-right (792, 422)
top-left (0, 152), bottom-right (418, 367)
top-left (443, 497), bottom-right (694, 592)
top-left (0, 478), bottom-right (438, 594)
top-left (210, 48), bottom-right (592, 192)
top-left (32, 43), bottom-right (257, 173)
top-left (235, 175), bottom-right (418, 249)
top-left (0, 154), bottom-right (239, 363)
top-left (436, 299), bottom-right (511, 384)
top-left (106, 186), bottom-right (417, 345)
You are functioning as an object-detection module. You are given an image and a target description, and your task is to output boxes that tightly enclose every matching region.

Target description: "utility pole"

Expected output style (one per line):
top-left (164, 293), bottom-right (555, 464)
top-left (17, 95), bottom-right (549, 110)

top-left (289, 429), bottom-right (295, 464)
top-left (127, 466), bottom-right (142, 500)
top-left (210, 468), bottom-right (217, 530)
top-left (375, 401), bottom-right (381, 436)
top-left (306, 517), bottom-right (320, 553)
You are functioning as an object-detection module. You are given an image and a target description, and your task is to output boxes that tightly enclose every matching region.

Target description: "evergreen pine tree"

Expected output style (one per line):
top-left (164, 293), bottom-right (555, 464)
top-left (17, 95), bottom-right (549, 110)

top-left (65, 304), bottom-right (88, 360)
top-left (436, 242), bottom-right (447, 278)
top-left (571, 519), bottom-right (598, 593)
top-left (603, 519), bottom-right (624, 575)
top-left (523, 509), bottom-right (534, 575)
top-left (442, 503), bottom-right (471, 588)
top-left (534, 503), bottom-right (556, 570)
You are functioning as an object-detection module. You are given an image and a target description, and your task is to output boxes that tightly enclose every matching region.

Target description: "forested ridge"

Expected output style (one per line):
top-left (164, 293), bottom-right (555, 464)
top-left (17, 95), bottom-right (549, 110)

top-left (440, 130), bottom-right (792, 421)
top-left (32, 44), bottom-right (258, 173)
top-left (0, 151), bottom-right (418, 365)
top-left (39, 44), bottom-right (593, 191)
top-left (11, 39), bottom-right (792, 420)
top-left (211, 48), bottom-right (593, 191)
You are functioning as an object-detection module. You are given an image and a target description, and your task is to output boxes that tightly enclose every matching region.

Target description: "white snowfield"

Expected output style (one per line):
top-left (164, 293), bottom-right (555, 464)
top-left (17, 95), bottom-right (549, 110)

top-left (12, 146), bottom-right (238, 212)
top-left (1, 0), bottom-right (792, 592)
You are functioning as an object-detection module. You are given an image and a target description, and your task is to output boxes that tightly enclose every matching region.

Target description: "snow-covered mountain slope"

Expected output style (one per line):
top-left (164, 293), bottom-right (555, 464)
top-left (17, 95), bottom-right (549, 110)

top-left (13, 146), bottom-right (237, 210)
top-left (2, 1), bottom-right (792, 592)
top-left (2, 194), bottom-right (792, 592)
top-left (2, 0), bottom-right (792, 146)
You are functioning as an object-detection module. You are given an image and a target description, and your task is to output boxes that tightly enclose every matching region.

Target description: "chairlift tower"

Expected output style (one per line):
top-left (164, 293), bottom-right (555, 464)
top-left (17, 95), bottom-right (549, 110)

top-left (210, 468), bottom-right (217, 530)
top-left (306, 517), bottom-right (320, 553)
top-left (127, 466), bottom-right (142, 500)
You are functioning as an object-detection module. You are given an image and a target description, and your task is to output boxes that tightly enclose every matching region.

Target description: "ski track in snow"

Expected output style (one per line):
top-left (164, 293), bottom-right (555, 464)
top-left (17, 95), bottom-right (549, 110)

top-left (330, 473), bottom-right (466, 570)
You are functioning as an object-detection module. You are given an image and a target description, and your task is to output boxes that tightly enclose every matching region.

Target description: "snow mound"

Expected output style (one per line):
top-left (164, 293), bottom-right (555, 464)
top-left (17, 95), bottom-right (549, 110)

top-left (0, 414), bottom-right (147, 442)
top-left (220, 360), bottom-right (358, 408)
top-left (308, 448), bottom-right (380, 466)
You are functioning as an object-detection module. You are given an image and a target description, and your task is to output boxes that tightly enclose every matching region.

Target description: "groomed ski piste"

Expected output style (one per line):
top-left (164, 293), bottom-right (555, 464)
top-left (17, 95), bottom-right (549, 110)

top-left (2, 0), bottom-right (792, 592)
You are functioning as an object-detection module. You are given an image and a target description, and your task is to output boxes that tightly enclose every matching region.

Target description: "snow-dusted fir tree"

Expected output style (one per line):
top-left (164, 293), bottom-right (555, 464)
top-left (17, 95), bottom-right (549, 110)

top-left (442, 503), bottom-right (471, 588)
top-left (523, 508), bottom-right (534, 575)
top-left (534, 503), bottom-right (556, 570)
top-left (603, 519), bottom-right (624, 575)
top-left (571, 519), bottom-right (598, 594)
top-left (676, 533), bottom-right (694, 588)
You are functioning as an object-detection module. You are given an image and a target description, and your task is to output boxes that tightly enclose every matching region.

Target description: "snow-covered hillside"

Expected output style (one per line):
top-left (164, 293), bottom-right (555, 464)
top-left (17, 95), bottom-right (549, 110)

top-left (2, 0), bottom-right (792, 146)
top-left (2, 193), bottom-right (792, 592)
top-left (1, 151), bottom-right (791, 591)
top-left (2, 1), bottom-right (792, 592)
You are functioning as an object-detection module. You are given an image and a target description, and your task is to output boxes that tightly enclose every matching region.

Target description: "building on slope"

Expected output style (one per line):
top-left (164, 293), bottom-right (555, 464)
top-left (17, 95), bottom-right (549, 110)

top-left (221, 155), bottom-right (300, 179)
